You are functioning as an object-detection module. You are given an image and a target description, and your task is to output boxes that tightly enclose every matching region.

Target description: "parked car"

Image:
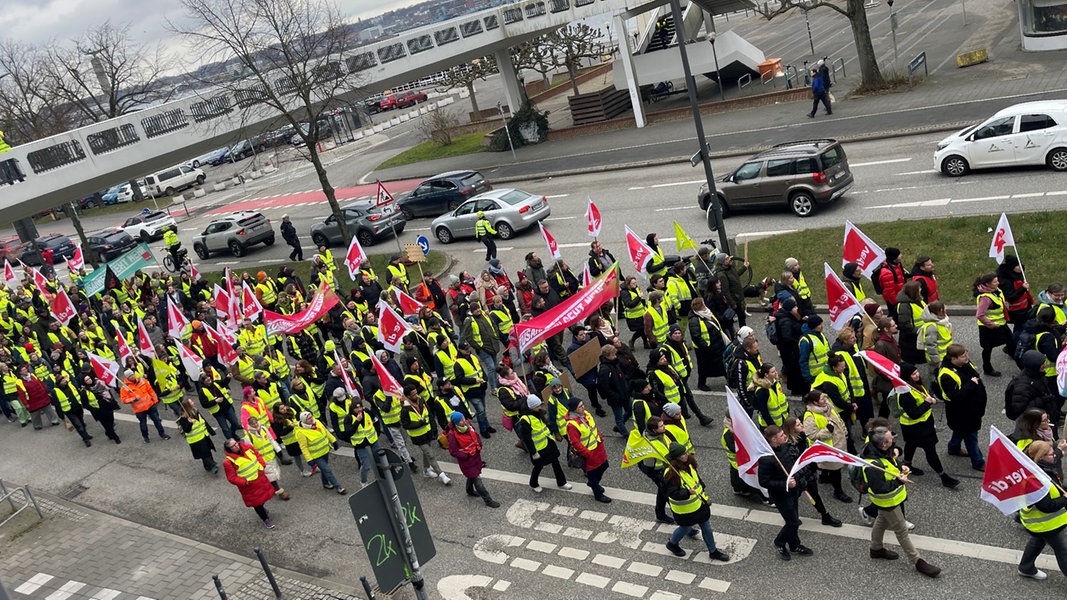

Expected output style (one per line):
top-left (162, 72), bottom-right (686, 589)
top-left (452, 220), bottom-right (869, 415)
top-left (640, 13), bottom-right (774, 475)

top-left (380, 90), bottom-right (427, 111)
top-left (310, 199), bottom-right (407, 248)
top-left (86, 228), bottom-right (138, 262)
top-left (431, 188), bottom-right (551, 244)
top-left (209, 147), bottom-right (233, 166)
top-left (697, 138), bottom-right (854, 218)
top-left (119, 209), bottom-right (177, 242)
top-left (364, 96), bottom-right (384, 114)
top-left (187, 148), bottom-right (229, 168)
top-left (20, 233), bottom-right (77, 266)
top-left (229, 137), bottom-right (265, 161)
top-left (192, 211), bottom-right (275, 258)
top-left (101, 184), bottom-right (125, 205)
top-left (0, 236), bottom-right (30, 264)
top-left (76, 193), bottom-right (103, 210)
top-left (935, 100), bottom-right (1067, 176)
top-left (144, 165), bottom-right (206, 197)
top-left (115, 181), bottom-right (146, 204)
top-left (396, 171), bottom-right (492, 220)
top-left (290, 119), bottom-right (333, 146)
top-left (263, 126), bottom-right (295, 148)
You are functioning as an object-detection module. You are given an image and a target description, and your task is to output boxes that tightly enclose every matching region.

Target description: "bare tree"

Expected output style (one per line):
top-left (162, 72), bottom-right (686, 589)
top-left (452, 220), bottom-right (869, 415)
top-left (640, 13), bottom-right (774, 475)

top-left (416, 107), bottom-right (460, 146)
top-left (553, 24), bottom-right (607, 96)
top-left (0, 41), bottom-right (78, 143)
top-left (511, 37), bottom-right (556, 89)
top-left (756, 0), bottom-right (884, 88)
top-left (434, 56), bottom-right (496, 118)
top-left (170, 0), bottom-right (363, 242)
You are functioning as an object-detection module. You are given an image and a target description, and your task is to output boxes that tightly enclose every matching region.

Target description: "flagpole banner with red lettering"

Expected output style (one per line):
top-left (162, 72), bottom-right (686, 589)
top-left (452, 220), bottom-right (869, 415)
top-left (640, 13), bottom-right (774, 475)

top-left (167, 297), bottom-right (189, 339)
top-left (824, 262), bottom-right (863, 329)
top-left (87, 352), bottom-right (120, 388)
top-left (786, 441), bottom-right (869, 484)
top-left (539, 222), bottom-right (562, 261)
top-left (345, 235), bottom-right (369, 280)
top-left (136, 317), bottom-right (157, 358)
top-left (624, 226), bottom-right (654, 276)
top-left (205, 323), bottom-right (238, 366)
top-left (371, 352), bottom-right (404, 397)
top-left (3, 260), bottom-right (18, 290)
top-left (858, 350), bottom-right (911, 394)
top-left (262, 289), bottom-right (341, 336)
top-left (241, 282), bottom-right (263, 321)
top-left (67, 244), bottom-right (85, 271)
top-left (50, 289), bottom-right (77, 326)
top-left (980, 426), bottom-right (1054, 515)
top-left (116, 331), bottom-right (133, 364)
top-left (29, 267), bottom-right (53, 303)
top-left (177, 342), bottom-right (203, 382)
top-left (726, 387), bottom-right (774, 493)
top-left (842, 221), bottom-right (886, 278)
top-left (586, 197), bottom-right (602, 238)
top-left (395, 288), bottom-right (423, 317)
top-left (989, 212), bottom-right (1016, 265)
top-left (377, 301), bottom-right (415, 352)
top-left (511, 264), bottom-right (620, 355)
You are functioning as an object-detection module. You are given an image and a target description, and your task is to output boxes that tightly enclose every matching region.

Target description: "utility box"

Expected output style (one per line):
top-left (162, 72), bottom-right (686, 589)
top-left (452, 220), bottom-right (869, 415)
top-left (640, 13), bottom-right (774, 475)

top-left (758, 58), bottom-right (784, 78)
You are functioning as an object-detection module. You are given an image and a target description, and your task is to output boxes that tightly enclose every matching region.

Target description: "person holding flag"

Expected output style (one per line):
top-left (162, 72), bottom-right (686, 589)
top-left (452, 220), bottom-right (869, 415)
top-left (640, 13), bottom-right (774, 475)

top-left (661, 443), bottom-right (730, 561)
top-left (892, 364), bottom-right (959, 488)
top-left (758, 424), bottom-right (816, 560)
top-left (587, 240), bottom-right (616, 279)
top-left (974, 273), bottom-right (1014, 377)
top-left (1015, 440), bottom-right (1067, 579)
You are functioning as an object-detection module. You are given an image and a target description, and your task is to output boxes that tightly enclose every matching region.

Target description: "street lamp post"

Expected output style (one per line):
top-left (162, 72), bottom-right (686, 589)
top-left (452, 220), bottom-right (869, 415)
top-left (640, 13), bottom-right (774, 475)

top-left (496, 101), bottom-right (517, 161)
top-left (709, 33), bottom-right (724, 102)
top-left (802, 3), bottom-right (815, 56)
top-left (667, 0), bottom-right (729, 251)
top-left (888, 0), bottom-right (899, 68)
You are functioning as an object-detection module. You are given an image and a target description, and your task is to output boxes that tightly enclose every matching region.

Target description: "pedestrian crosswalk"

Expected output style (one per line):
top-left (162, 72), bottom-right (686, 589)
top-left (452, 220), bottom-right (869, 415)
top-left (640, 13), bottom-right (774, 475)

top-left (11, 573), bottom-right (155, 600)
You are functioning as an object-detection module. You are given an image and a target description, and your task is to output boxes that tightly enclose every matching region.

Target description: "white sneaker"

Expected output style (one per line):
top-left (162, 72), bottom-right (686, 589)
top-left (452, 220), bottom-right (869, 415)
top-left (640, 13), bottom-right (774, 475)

top-left (906, 521), bottom-right (916, 531)
top-left (301, 470), bottom-right (313, 478)
top-left (1018, 568), bottom-right (1048, 580)
top-left (558, 482), bottom-right (573, 490)
top-left (424, 468), bottom-right (438, 479)
top-left (438, 472), bottom-right (452, 486)
top-left (858, 505), bottom-right (873, 526)
top-left (532, 486), bottom-right (544, 493)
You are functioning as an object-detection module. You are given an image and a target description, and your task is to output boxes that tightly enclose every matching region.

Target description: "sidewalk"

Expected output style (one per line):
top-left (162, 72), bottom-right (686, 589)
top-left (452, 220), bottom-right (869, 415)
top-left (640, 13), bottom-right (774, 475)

top-left (0, 489), bottom-right (368, 600)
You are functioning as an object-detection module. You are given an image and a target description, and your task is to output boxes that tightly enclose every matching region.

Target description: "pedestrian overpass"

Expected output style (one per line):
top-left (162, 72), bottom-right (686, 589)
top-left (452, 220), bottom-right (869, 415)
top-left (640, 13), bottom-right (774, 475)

top-left (0, 0), bottom-right (755, 224)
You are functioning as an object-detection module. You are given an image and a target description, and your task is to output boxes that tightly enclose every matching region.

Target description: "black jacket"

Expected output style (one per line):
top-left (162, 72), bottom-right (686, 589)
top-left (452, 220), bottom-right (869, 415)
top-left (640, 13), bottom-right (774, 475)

top-left (758, 440), bottom-right (804, 497)
top-left (938, 359), bottom-right (987, 433)
top-left (280, 221), bottom-right (299, 245)
top-left (597, 357), bottom-right (630, 408)
top-left (861, 440), bottom-right (907, 508)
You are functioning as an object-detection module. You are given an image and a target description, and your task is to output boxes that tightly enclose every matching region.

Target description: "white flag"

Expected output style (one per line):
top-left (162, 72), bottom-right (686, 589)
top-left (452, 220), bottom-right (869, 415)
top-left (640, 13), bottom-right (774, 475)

top-left (988, 212), bottom-right (1015, 264)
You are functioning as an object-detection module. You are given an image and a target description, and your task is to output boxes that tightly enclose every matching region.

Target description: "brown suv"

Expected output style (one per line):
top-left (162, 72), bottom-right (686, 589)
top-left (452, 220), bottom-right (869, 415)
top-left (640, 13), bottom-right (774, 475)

top-left (698, 139), bottom-right (854, 217)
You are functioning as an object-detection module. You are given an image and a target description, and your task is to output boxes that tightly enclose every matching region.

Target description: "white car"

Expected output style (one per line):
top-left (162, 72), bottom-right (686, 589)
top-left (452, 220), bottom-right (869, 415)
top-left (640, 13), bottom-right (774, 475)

top-left (115, 181), bottom-right (145, 204)
top-left (935, 100), bottom-right (1067, 176)
top-left (119, 209), bottom-right (177, 242)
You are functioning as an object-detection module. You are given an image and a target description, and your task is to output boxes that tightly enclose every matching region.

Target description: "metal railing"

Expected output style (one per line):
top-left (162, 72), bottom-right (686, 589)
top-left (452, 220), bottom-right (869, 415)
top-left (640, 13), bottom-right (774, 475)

top-left (760, 69), bottom-right (776, 87)
top-left (0, 480), bottom-right (44, 528)
top-left (737, 72), bottom-right (753, 92)
top-left (831, 57), bottom-right (846, 84)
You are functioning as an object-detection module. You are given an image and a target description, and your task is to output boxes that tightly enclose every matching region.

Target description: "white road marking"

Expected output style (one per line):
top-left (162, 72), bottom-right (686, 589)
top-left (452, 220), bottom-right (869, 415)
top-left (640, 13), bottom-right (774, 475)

top-left (1012, 192), bottom-right (1045, 199)
top-left (543, 216), bottom-right (576, 221)
top-left (897, 169), bottom-right (937, 176)
top-left (437, 575), bottom-right (510, 600)
top-left (953, 195), bottom-right (1010, 203)
top-left (215, 261), bottom-right (241, 265)
top-left (849, 158), bottom-right (913, 167)
top-left (648, 180), bottom-right (705, 189)
top-left (736, 229), bottom-right (798, 239)
top-left (470, 247), bottom-right (513, 253)
top-left (15, 574), bottom-right (54, 595)
top-left (541, 564), bottom-right (574, 579)
top-left (91, 590), bottom-right (121, 600)
top-left (575, 572), bottom-right (611, 588)
top-left (1046, 190), bottom-right (1067, 196)
top-left (407, 227), bottom-right (430, 231)
top-left (865, 198), bottom-right (951, 209)
top-left (653, 206), bottom-right (691, 212)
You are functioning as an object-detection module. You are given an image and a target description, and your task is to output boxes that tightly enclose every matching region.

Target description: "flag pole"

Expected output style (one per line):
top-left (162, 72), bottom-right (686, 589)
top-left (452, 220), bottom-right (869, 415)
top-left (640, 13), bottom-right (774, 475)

top-left (1013, 245), bottom-right (1029, 284)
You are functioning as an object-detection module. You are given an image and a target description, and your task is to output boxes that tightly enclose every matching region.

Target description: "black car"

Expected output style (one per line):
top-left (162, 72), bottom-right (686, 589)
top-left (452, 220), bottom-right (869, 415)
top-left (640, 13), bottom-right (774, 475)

top-left (229, 136), bottom-right (265, 161)
top-left (86, 228), bottom-right (138, 262)
top-left (20, 233), bottom-right (77, 266)
top-left (396, 170), bottom-right (492, 219)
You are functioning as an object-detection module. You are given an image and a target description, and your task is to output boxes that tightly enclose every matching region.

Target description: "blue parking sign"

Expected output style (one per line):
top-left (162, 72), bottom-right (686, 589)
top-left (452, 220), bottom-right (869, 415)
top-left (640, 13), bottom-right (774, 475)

top-left (415, 235), bottom-right (430, 255)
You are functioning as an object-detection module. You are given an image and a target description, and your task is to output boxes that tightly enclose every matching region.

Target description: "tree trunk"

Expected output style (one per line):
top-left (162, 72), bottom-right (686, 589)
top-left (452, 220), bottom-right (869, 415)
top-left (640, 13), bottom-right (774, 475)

top-left (66, 202), bottom-right (94, 267)
top-left (847, 0), bottom-right (884, 88)
top-left (306, 144), bottom-right (348, 244)
top-left (567, 61), bottom-right (580, 96)
top-left (467, 82), bottom-right (480, 119)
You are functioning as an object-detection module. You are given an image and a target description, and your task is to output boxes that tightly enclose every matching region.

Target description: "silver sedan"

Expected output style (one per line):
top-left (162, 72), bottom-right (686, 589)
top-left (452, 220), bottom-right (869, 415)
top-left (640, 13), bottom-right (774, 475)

top-left (430, 188), bottom-right (551, 244)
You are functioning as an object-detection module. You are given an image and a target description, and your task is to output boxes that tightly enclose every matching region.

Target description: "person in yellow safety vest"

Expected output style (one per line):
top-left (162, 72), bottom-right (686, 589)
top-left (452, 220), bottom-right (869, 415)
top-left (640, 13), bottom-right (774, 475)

top-left (644, 291), bottom-right (671, 348)
top-left (516, 395), bottom-right (572, 493)
top-left (831, 327), bottom-right (873, 427)
top-left (841, 262), bottom-right (867, 303)
top-left (801, 392), bottom-right (854, 503)
top-left (78, 373), bottom-right (119, 443)
top-left (271, 401), bottom-right (311, 477)
top-left (434, 336), bottom-right (458, 381)
top-left (52, 373), bottom-right (94, 446)
top-left (892, 365), bottom-right (959, 488)
top-left (474, 211), bottom-right (497, 262)
top-left (343, 401), bottom-right (382, 488)
top-left (975, 273), bottom-right (1013, 377)
top-left (286, 377), bottom-right (319, 422)
top-left (564, 397), bottom-right (612, 503)
top-left (936, 344), bottom-right (988, 472)
top-left (660, 402), bottom-right (694, 457)
top-left (750, 363), bottom-right (789, 428)
top-left (785, 257), bottom-right (815, 316)
top-left (240, 385), bottom-right (271, 433)
top-left (253, 370), bottom-right (283, 413)
top-left (621, 275), bottom-right (650, 349)
top-left (238, 318), bottom-right (268, 357)
top-left (798, 315), bottom-right (829, 387)
top-left (811, 355), bottom-right (856, 444)
top-left (163, 225), bottom-right (182, 268)
top-left (1017, 440), bottom-right (1067, 579)
top-left (152, 355), bottom-right (184, 418)
top-left (663, 324), bottom-right (712, 426)
top-left (1035, 282), bottom-right (1066, 326)
top-left (453, 342), bottom-right (495, 437)
top-left (661, 442), bottom-right (731, 561)
top-left (861, 426), bottom-right (942, 577)
top-left (488, 295), bottom-right (514, 344)
top-left (386, 256), bottom-right (409, 288)
top-left (400, 385), bottom-right (452, 485)
top-left (245, 414), bottom-right (291, 500)
top-left (918, 301), bottom-right (953, 393)
top-left (176, 398), bottom-right (219, 473)
top-left (720, 416), bottom-right (770, 503)
top-left (295, 410), bottom-right (346, 494)
top-left (255, 271), bottom-right (278, 311)
top-left (431, 379), bottom-right (470, 430)
top-left (316, 245), bottom-right (336, 274)
top-left (222, 438), bottom-right (277, 529)
top-left (327, 387), bottom-right (353, 436)
top-left (644, 233), bottom-right (668, 278)
top-left (372, 385), bottom-right (415, 469)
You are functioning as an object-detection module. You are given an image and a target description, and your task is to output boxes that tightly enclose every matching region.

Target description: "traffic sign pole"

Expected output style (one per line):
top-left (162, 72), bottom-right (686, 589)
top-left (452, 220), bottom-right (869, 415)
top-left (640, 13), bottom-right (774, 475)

top-left (375, 449), bottom-right (429, 600)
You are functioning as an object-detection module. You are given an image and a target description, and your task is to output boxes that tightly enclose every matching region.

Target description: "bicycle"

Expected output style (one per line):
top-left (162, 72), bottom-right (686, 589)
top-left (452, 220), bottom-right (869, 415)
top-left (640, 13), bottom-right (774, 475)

top-left (162, 247), bottom-right (191, 274)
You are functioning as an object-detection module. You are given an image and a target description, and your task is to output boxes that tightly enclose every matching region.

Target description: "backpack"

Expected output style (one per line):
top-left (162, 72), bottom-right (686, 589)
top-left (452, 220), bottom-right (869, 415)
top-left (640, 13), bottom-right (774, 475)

top-left (848, 463), bottom-right (869, 494)
top-left (722, 340), bottom-right (739, 377)
top-left (765, 316), bottom-right (780, 347)
top-left (1013, 324), bottom-right (1037, 368)
top-left (1004, 375), bottom-right (1024, 420)
top-left (887, 391), bottom-right (905, 418)
top-left (870, 263), bottom-right (888, 295)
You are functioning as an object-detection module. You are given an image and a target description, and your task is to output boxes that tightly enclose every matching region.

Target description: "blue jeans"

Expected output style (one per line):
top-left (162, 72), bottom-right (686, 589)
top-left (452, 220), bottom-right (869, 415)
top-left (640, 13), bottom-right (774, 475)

top-left (478, 351), bottom-right (499, 389)
top-left (467, 394), bottom-right (491, 434)
top-left (611, 403), bottom-right (632, 435)
top-left (670, 517), bottom-right (718, 554)
top-left (311, 455), bottom-right (341, 489)
top-left (355, 441), bottom-right (382, 484)
top-left (136, 405), bottom-right (167, 440)
top-left (276, 378), bottom-right (292, 405)
top-left (213, 404), bottom-right (241, 441)
top-left (947, 430), bottom-right (985, 469)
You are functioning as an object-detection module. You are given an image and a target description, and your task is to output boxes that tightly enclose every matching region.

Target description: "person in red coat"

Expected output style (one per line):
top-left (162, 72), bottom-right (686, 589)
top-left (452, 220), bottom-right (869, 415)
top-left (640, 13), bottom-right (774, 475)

top-left (565, 398), bottom-right (612, 503)
top-left (446, 412), bottom-right (499, 508)
top-left (877, 247), bottom-right (908, 320)
top-left (222, 438), bottom-right (276, 529)
top-left (16, 364), bottom-right (59, 430)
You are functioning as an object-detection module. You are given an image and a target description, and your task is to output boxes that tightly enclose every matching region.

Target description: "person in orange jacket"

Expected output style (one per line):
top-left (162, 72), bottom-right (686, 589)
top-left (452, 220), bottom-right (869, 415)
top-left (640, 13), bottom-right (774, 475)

top-left (120, 368), bottom-right (171, 444)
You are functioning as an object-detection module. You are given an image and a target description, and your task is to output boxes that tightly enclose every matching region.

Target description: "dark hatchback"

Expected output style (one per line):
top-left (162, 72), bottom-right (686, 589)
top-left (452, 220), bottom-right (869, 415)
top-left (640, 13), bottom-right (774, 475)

top-left (20, 233), bottom-right (78, 266)
top-left (396, 171), bottom-right (492, 219)
top-left (86, 229), bottom-right (138, 262)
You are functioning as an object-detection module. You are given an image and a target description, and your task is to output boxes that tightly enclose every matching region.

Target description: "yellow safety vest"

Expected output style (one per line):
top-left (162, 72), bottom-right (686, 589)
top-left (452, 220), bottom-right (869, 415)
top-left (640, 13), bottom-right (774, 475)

top-left (918, 322), bottom-right (953, 362)
top-left (664, 343), bottom-right (690, 379)
top-left (236, 356), bottom-right (256, 381)
top-left (836, 350), bottom-right (867, 400)
top-left (256, 383), bottom-right (281, 411)
top-left (298, 424), bottom-right (333, 460)
top-left (646, 304), bottom-right (669, 344)
top-left (795, 271), bottom-right (811, 300)
top-left (53, 384), bottom-right (80, 412)
top-left (405, 372), bottom-right (434, 404)
top-left (896, 387), bottom-right (933, 427)
top-left (475, 218), bottom-right (495, 239)
top-left (566, 412), bottom-right (601, 452)
top-left (721, 429), bottom-right (737, 468)
top-left (246, 427), bottom-right (277, 462)
top-left (256, 282), bottom-right (277, 305)
top-left (666, 275), bottom-right (692, 303)
top-left (803, 333), bottom-right (829, 375)
top-left (1036, 332), bottom-right (1060, 377)
top-left (490, 308), bottom-right (513, 336)
top-left (522, 414), bottom-right (550, 451)
top-left (622, 289), bottom-right (646, 320)
top-left (350, 411), bottom-right (380, 446)
top-left (436, 346), bottom-right (458, 380)
top-left (976, 291), bottom-right (1007, 327)
top-left (757, 381), bottom-right (789, 427)
top-left (652, 368), bottom-right (681, 405)
top-left (267, 350), bottom-right (291, 379)
top-left (376, 391), bottom-right (401, 426)
top-left (185, 416), bottom-right (210, 445)
top-left (1037, 303), bottom-right (1066, 326)
top-left (864, 457), bottom-right (907, 508)
top-left (1020, 485), bottom-right (1067, 533)
top-left (648, 247), bottom-right (667, 277)
top-left (329, 399), bottom-right (352, 433)
top-left (288, 388), bottom-right (319, 419)
top-left (454, 355), bottom-right (484, 393)
top-left (665, 418), bottom-right (694, 456)
top-left (668, 465), bottom-right (705, 515)
top-left (239, 328), bottom-right (267, 356)
top-left (227, 449), bottom-right (261, 481)
top-left (404, 402), bottom-right (433, 438)
top-left (387, 263), bottom-right (409, 287)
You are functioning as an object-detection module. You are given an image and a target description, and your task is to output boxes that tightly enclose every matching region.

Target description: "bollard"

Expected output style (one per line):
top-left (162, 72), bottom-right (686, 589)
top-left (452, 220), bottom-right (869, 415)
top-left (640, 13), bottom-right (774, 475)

top-left (212, 575), bottom-right (228, 600)
top-left (359, 576), bottom-right (377, 600)
top-left (253, 547), bottom-right (283, 599)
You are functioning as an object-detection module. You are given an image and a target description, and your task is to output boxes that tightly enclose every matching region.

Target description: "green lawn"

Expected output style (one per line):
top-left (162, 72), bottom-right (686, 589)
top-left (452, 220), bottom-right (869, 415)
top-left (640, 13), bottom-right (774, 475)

top-left (375, 131), bottom-right (489, 170)
top-left (743, 212), bottom-right (1063, 305)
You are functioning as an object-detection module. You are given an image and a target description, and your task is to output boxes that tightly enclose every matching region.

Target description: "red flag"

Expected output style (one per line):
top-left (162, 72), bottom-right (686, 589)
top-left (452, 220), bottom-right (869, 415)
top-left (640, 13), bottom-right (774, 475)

top-left (981, 426), bottom-right (1055, 515)
top-left (167, 297), bottom-right (189, 339)
top-left (824, 262), bottom-right (863, 329)
top-left (177, 342), bottom-right (203, 381)
top-left (538, 222), bottom-right (561, 261)
top-left (189, 259), bottom-right (201, 282)
top-left (3, 259), bottom-right (17, 289)
top-left (624, 226), bottom-right (654, 275)
top-left (67, 244), bottom-right (84, 271)
top-left (28, 267), bottom-right (53, 303)
top-left (213, 284), bottom-right (234, 329)
top-left (116, 331), bottom-right (133, 364)
top-left (241, 282), bottom-right (263, 321)
top-left (136, 316), bottom-right (157, 358)
top-left (858, 350), bottom-right (911, 394)
top-left (376, 180), bottom-right (395, 207)
top-left (87, 352), bottom-right (120, 388)
top-left (727, 387), bottom-right (774, 492)
top-left (344, 235), bottom-right (369, 280)
top-left (586, 197), bottom-right (602, 238)
top-left (511, 265), bottom-right (619, 355)
top-left (335, 350), bottom-right (360, 397)
top-left (49, 288), bottom-right (76, 326)
top-left (261, 289), bottom-right (340, 336)
top-left (395, 288), bottom-right (424, 317)
top-left (206, 323), bottom-right (238, 366)
top-left (225, 268), bottom-right (238, 324)
top-left (787, 441), bottom-right (869, 484)
top-left (580, 263), bottom-right (592, 288)
top-left (371, 352), bottom-right (404, 398)
top-left (842, 221), bottom-right (885, 278)
top-left (377, 301), bottom-right (414, 352)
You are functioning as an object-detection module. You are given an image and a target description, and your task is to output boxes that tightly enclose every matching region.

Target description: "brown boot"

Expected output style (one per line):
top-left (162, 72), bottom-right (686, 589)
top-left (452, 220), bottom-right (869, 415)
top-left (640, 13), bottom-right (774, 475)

top-left (915, 559), bottom-right (941, 578)
top-left (277, 489), bottom-right (290, 501)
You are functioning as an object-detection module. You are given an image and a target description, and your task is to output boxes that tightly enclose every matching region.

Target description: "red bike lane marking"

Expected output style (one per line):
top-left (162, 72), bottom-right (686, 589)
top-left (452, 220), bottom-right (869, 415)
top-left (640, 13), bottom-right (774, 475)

top-left (206, 179), bottom-right (423, 214)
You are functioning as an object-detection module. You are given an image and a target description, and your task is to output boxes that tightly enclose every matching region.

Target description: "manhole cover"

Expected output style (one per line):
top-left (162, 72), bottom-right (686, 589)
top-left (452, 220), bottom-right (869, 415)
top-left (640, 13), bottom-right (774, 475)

top-left (60, 483), bottom-right (89, 500)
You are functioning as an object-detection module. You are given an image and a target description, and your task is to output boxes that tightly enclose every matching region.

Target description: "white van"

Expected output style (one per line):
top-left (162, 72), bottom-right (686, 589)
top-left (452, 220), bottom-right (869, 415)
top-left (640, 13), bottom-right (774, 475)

top-left (934, 100), bottom-right (1067, 176)
top-left (144, 164), bottom-right (206, 196)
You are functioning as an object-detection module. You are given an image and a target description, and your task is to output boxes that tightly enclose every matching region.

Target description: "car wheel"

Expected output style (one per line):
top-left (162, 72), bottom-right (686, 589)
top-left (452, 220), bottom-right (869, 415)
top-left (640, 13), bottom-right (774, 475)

top-left (435, 227), bottom-right (453, 244)
top-left (194, 243), bottom-right (209, 259)
top-left (789, 191), bottom-right (816, 217)
top-left (698, 193), bottom-right (708, 211)
top-left (1047, 148), bottom-right (1067, 172)
top-left (401, 207), bottom-right (415, 221)
top-left (264, 235), bottom-right (275, 247)
top-left (196, 175), bottom-right (206, 185)
top-left (713, 194), bottom-right (729, 218)
top-left (496, 222), bottom-right (515, 240)
top-left (84, 201), bottom-right (96, 209)
top-left (164, 187), bottom-right (176, 196)
top-left (140, 231), bottom-right (151, 243)
top-left (229, 240), bottom-right (245, 257)
top-left (192, 160), bottom-right (201, 168)
top-left (447, 200), bottom-right (461, 211)
top-left (941, 155), bottom-right (969, 177)
top-left (357, 230), bottom-right (375, 247)
top-left (312, 232), bottom-right (329, 248)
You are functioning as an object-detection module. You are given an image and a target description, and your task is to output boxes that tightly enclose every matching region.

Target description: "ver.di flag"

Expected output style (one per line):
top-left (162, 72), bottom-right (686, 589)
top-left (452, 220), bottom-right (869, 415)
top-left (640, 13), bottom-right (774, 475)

top-left (842, 221), bottom-right (886, 278)
top-left (858, 350), bottom-right (912, 394)
top-left (67, 244), bottom-right (84, 271)
top-left (624, 226), bottom-right (654, 275)
top-left (586, 197), bottom-right (602, 238)
top-left (344, 235), bottom-right (369, 280)
top-left (980, 426), bottom-right (1054, 515)
top-left (371, 352), bottom-right (404, 398)
top-left (989, 212), bottom-right (1016, 264)
top-left (787, 441), bottom-right (869, 484)
top-left (136, 316), bottom-right (157, 358)
top-left (395, 288), bottom-right (424, 317)
top-left (727, 387), bottom-right (774, 493)
top-left (3, 259), bottom-right (18, 289)
top-left (378, 301), bottom-right (415, 352)
top-left (334, 350), bottom-right (361, 397)
top-left (176, 342), bottom-right (203, 382)
top-left (116, 331), bottom-right (133, 365)
top-left (824, 263), bottom-right (864, 329)
top-left (241, 282), bottom-right (263, 321)
top-left (87, 352), bottom-right (120, 388)
top-left (673, 221), bottom-right (698, 252)
top-left (167, 297), bottom-right (190, 339)
top-left (539, 222), bottom-right (561, 261)
top-left (50, 288), bottom-right (77, 326)
top-left (28, 267), bottom-right (53, 303)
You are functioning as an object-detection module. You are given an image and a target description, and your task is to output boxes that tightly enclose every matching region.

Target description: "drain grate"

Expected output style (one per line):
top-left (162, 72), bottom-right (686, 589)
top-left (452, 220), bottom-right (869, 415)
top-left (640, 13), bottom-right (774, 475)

top-left (60, 483), bottom-right (89, 500)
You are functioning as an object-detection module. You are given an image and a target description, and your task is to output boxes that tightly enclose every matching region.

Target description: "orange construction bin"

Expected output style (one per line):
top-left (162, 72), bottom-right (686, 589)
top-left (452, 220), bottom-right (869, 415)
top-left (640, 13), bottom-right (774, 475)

top-left (759, 58), bottom-right (783, 78)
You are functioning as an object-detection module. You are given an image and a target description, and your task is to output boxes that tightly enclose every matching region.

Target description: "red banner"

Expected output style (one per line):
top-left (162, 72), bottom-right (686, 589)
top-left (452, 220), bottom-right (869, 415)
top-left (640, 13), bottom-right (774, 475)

top-left (586, 197), bottom-right (602, 238)
top-left (625, 226), bottom-right (653, 274)
top-left (842, 221), bottom-right (885, 278)
top-left (511, 264), bottom-right (619, 354)
top-left (50, 288), bottom-right (76, 326)
top-left (824, 262), bottom-right (863, 329)
top-left (858, 350), bottom-right (911, 394)
top-left (787, 441), bottom-right (868, 483)
top-left (137, 316), bottom-right (157, 358)
top-left (377, 301), bottom-right (414, 352)
top-left (87, 352), bottom-right (120, 388)
top-left (981, 426), bottom-right (1054, 515)
top-left (263, 290), bottom-right (341, 336)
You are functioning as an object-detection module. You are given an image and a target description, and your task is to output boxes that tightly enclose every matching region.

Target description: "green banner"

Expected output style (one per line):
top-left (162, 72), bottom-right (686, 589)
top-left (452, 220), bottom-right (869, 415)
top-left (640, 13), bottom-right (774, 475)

top-left (82, 242), bottom-right (156, 296)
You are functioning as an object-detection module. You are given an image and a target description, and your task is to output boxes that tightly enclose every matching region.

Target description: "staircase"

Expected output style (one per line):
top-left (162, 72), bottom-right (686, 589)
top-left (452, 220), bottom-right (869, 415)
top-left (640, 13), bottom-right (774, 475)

top-left (646, 15), bottom-right (677, 52)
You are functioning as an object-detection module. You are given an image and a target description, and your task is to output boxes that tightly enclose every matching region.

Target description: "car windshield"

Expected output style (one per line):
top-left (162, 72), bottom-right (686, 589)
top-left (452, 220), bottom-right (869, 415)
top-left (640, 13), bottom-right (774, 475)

top-left (497, 190), bottom-right (534, 206)
top-left (460, 173), bottom-right (484, 187)
top-left (103, 233), bottom-right (126, 243)
top-left (143, 212), bottom-right (167, 222)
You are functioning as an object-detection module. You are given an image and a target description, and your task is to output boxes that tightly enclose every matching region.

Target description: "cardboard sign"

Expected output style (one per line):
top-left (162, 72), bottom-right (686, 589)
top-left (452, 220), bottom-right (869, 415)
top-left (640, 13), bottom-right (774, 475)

top-left (567, 338), bottom-right (602, 379)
